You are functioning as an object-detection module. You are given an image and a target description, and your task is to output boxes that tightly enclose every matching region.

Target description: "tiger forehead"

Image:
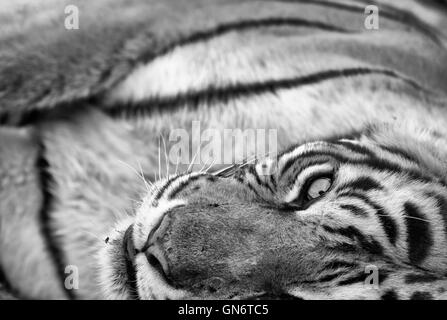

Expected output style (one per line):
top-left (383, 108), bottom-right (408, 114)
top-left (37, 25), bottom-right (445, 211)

top-left (278, 140), bottom-right (335, 159)
top-left (276, 140), bottom-right (349, 176)
top-left (158, 173), bottom-right (244, 202)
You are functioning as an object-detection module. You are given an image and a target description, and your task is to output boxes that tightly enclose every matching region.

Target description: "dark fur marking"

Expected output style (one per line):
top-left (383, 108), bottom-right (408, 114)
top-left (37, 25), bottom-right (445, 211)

top-left (13, 67), bottom-right (433, 128)
top-left (337, 191), bottom-right (398, 245)
top-left (0, 17), bottom-right (354, 126)
top-left (338, 190), bottom-right (373, 204)
top-left (378, 144), bottom-right (419, 163)
top-left (275, 0), bottom-right (443, 45)
top-left (405, 273), bottom-right (439, 284)
top-left (123, 225), bottom-right (139, 300)
top-left (325, 260), bottom-right (358, 270)
top-left (138, 17), bottom-right (353, 63)
top-left (285, 158), bottom-right (332, 186)
top-left (152, 173), bottom-right (190, 204)
top-left (316, 272), bottom-right (348, 283)
top-left (246, 181), bottom-right (262, 198)
top-left (328, 243), bottom-right (359, 253)
top-left (0, 265), bottom-right (21, 299)
top-left (339, 204), bottom-right (369, 217)
top-left (167, 174), bottom-right (204, 200)
top-left (323, 226), bottom-right (384, 255)
top-left (327, 131), bottom-right (365, 142)
top-left (269, 173), bottom-right (277, 189)
top-left (381, 289), bottom-right (399, 300)
top-left (247, 165), bottom-right (274, 193)
top-left (279, 149), bottom-right (436, 188)
top-left (410, 291), bottom-right (433, 300)
top-left (337, 176), bottom-right (383, 193)
top-left (277, 130), bottom-right (363, 159)
top-left (36, 140), bottom-right (76, 299)
top-left (337, 273), bottom-right (365, 286)
top-left (338, 270), bottom-right (389, 286)
top-left (404, 202), bottom-right (433, 265)
top-left (425, 192), bottom-right (447, 242)
top-left (206, 175), bottom-right (218, 182)
top-left (335, 140), bottom-right (375, 157)
top-left (375, 205), bottom-right (398, 246)
top-left (106, 68), bottom-right (431, 122)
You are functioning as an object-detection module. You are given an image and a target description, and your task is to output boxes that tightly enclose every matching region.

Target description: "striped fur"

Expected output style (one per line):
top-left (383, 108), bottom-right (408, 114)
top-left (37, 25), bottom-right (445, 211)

top-left (1, 0), bottom-right (447, 299)
top-left (101, 126), bottom-right (447, 299)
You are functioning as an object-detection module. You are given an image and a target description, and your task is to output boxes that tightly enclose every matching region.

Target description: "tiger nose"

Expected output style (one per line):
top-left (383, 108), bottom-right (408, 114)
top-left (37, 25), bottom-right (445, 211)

top-left (143, 214), bottom-right (172, 280)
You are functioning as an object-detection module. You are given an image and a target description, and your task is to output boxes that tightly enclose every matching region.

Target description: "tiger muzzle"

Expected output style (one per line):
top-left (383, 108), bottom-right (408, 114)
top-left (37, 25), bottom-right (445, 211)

top-left (142, 200), bottom-right (325, 298)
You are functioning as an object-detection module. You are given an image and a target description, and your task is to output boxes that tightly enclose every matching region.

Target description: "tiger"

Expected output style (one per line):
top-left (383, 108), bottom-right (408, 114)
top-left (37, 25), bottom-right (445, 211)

top-left (1, 0), bottom-right (447, 300)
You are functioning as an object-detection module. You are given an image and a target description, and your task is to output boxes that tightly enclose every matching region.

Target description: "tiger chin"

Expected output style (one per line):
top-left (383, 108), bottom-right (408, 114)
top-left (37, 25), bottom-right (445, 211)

top-left (98, 122), bottom-right (447, 300)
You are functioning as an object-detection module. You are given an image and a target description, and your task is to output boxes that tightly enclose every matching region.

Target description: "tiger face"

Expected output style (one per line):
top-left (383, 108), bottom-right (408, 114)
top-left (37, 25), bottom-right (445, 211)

top-left (99, 123), bottom-right (447, 300)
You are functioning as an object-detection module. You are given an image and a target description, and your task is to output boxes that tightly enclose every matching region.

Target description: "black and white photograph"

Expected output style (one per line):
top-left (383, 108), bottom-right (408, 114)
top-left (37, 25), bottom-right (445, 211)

top-left (1, 0), bottom-right (447, 306)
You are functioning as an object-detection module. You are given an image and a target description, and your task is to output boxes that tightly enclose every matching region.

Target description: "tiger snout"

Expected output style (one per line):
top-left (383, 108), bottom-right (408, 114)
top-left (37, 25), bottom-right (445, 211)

top-left (143, 200), bottom-right (325, 299)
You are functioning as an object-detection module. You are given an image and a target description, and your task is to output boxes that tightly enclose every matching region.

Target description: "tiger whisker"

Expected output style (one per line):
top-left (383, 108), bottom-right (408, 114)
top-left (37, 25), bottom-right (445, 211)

top-left (135, 158), bottom-right (154, 188)
top-left (376, 214), bottom-right (431, 224)
top-left (246, 149), bottom-right (279, 164)
top-left (213, 149), bottom-right (279, 177)
top-left (158, 136), bottom-right (162, 181)
top-left (212, 157), bottom-right (254, 177)
top-left (188, 139), bottom-right (205, 173)
top-left (139, 165), bottom-right (154, 188)
top-left (116, 159), bottom-right (152, 192)
top-left (203, 157), bottom-right (217, 173)
top-left (161, 134), bottom-right (170, 179)
top-left (152, 169), bottom-right (159, 182)
top-left (205, 158), bottom-right (217, 173)
top-left (175, 151), bottom-right (180, 176)
top-left (199, 156), bottom-right (215, 173)
top-left (212, 163), bottom-right (237, 177)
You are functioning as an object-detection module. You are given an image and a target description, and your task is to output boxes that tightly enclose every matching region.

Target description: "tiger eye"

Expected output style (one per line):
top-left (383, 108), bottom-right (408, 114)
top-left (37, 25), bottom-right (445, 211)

top-left (306, 178), bottom-right (332, 200)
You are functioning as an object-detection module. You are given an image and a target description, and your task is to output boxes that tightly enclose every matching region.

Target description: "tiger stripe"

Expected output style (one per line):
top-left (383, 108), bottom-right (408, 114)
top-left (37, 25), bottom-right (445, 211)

top-left (36, 140), bottom-right (76, 300)
top-left (337, 191), bottom-right (398, 247)
top-left (138, 17), bottom-right (353, 63)
top-left (280, 149), bottom-right (436, 186)
top-left (403, 202), bottom-right (433, 265)
top-left (336, 176), bottom-right (384, 193)
top-left (277, 0), bottom-right (444, 45)
top-left (425, 192), bottom-right (447, 242)
top-left (322, 226), bottom-right (384, 255)
top-left (167, 174), bottom-right (209, 200)
top-left (106, 67), bottom-right (434, 120)
top-left (339, 204), bottom-right (369, 217)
